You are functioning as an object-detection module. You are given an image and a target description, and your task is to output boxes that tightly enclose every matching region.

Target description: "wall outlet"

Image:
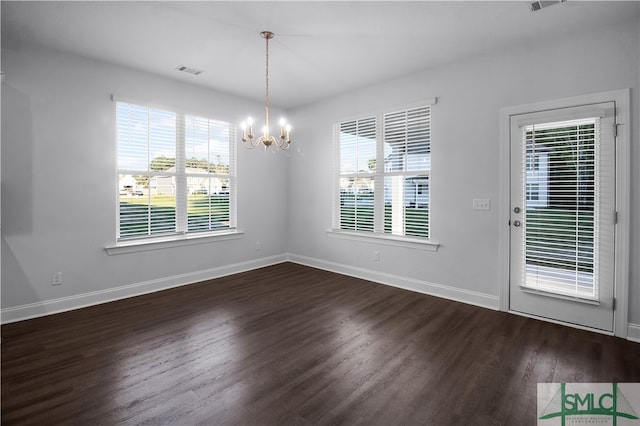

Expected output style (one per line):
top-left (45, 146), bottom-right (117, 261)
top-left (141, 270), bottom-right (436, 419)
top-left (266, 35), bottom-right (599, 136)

top-left (373, 251), bottom-right (380, 261)
top-left (472, 198), bottom-right (491, 211)
top-left (52, 272), bottom-right (62, 286)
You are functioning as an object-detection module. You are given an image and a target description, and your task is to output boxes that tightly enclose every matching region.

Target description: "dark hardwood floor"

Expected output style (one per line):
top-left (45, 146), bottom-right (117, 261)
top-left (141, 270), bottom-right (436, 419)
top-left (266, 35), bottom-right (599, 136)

top-left (2, 262), bottom-right (639, 425)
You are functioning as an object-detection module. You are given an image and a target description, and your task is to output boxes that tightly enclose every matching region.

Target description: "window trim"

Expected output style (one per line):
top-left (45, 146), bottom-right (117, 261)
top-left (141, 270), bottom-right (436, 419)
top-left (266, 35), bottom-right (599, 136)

top-left (332, 99), bottom-right (438, 248)
top-left (105, 229), bottom-right (243, 255)
top-left (111, 96), bottom-right (238, 248)
top-left (326, 229), bottom-right (439, 251)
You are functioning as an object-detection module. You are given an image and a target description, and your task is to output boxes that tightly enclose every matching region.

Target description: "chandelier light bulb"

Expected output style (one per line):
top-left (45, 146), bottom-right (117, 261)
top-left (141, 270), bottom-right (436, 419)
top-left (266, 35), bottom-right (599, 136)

top-left (285, 124), bottom-right (291, 144)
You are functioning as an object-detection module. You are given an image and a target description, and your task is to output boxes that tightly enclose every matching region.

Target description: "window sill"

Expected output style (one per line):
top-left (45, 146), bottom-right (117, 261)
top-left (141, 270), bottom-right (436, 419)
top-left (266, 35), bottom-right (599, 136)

top-left (326, 229), bottom-right (439, 252)
top-left (105, 230), bottom-right (244, 255)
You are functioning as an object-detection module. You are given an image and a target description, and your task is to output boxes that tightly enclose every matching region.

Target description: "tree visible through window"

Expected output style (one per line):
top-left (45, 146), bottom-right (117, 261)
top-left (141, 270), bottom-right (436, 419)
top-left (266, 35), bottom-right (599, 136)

top-left (116, 101), bottom-right (235, 240)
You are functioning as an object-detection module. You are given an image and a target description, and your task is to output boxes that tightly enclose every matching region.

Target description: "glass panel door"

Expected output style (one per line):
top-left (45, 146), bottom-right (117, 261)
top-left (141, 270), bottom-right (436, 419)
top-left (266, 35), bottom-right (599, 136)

top-left (509, 102), bottom-right (616, 331)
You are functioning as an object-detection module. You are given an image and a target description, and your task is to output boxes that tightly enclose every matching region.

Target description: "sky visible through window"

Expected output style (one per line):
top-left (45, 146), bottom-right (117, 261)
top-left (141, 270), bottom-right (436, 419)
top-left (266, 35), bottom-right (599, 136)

top-left (117, 103), bottom-right (231, 171)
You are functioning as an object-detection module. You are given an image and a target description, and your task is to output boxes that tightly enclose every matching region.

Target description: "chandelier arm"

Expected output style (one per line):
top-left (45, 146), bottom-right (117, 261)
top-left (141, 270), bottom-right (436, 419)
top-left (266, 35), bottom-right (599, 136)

top-left (273, 137), bottom-right (291, 150)
top-left (242, 138), bottom-right (260, 149)
top-left (243, 130), bottom-right (263, 149)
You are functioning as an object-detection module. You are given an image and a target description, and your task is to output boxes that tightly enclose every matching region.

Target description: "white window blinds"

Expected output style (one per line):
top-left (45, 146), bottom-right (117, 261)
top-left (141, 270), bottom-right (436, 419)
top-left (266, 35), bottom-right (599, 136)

top-left (338, 117), bottom-right (377, 232)
top-left (184, 115), bottom-right (234, 233)
top-left (335, 103), bottom-right (433, 240)
top-left (523, 118), bottom-right (599, 298)
top-left (383, 106), bottom-right (431, 238)
top-left (116, 101), bottom-right (235, 240)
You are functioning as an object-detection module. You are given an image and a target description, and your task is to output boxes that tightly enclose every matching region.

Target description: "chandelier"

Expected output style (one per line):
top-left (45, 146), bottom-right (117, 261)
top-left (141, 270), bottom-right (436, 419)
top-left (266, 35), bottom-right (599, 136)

top-left (241, 31), bottom-right (292, 150)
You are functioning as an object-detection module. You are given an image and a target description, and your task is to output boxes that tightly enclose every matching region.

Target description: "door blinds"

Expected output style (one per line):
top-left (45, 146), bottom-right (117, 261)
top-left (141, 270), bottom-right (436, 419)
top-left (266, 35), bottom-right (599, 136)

top-left (522, 118), bottom-right (600, 299)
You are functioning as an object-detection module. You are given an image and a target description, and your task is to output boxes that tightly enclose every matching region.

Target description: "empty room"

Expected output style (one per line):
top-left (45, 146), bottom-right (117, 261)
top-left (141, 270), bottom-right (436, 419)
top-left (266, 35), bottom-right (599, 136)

top-left (2, 1), bottom-right (639, 424)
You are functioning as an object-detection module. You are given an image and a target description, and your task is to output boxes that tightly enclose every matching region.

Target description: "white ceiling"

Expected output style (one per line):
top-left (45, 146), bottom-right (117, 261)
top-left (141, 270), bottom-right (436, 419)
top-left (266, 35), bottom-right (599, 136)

top-left (2, 1), bottom-right (637, 109)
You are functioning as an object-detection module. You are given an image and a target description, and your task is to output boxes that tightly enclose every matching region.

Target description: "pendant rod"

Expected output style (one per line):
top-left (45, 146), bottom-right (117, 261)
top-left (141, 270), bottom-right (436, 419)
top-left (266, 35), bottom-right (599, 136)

top-left (263, 31), bottom-right (271, 137)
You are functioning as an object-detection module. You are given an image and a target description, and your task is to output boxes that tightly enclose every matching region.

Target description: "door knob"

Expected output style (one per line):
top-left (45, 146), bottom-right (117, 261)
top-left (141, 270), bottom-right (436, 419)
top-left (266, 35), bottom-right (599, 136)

top-left (513, 207), bottom-right (521, 213)
top-left (513, 220), bottom-right (521, 227)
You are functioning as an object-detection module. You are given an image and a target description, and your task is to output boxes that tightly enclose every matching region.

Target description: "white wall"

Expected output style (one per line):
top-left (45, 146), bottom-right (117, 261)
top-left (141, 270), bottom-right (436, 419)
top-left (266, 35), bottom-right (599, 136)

top-left (287, 20), bottom-right (640, 325)
top-left (1, 41), bottom-right (290, 318)
top-left (2, 16), bottom-right (639, 335)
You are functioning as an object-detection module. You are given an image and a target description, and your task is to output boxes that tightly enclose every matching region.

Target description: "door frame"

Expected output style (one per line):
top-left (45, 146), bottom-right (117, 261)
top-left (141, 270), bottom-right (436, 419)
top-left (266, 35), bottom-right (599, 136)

top-left (498, 89), bottom-right (630, 338)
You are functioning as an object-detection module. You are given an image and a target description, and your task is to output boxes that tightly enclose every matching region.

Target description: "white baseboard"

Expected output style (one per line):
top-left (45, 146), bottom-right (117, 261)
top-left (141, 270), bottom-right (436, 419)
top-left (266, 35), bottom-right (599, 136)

top-left (288, 253), bottom-right (500, 311)
top-left (3, 253), bottom-right (636, 345)
top-left (1, 254), bottom-right (287, 324)
top-left (628, 323), bottom-right (640, 343)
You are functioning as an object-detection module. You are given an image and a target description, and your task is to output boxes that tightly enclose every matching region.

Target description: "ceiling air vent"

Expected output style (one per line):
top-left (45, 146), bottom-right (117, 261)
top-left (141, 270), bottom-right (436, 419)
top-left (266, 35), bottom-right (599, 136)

top-left (529, 0), bottom-right (565, 12)
top-left (176, 65), bottom-right (203, 76)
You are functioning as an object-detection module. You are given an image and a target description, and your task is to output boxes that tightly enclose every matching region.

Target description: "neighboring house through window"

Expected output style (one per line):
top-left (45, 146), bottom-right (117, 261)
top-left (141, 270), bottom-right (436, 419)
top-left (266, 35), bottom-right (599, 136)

top-left (525, 138), bottom-right (549, 208)
top-left (116, 101), bottom-right (236, 240)
top-left (335, 102), bottom-right (434, 241)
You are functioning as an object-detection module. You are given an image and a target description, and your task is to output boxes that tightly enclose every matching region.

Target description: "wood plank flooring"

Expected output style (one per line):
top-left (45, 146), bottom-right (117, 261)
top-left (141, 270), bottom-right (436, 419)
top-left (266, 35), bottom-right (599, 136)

top-left (2, 262), bottom-right (639, 425)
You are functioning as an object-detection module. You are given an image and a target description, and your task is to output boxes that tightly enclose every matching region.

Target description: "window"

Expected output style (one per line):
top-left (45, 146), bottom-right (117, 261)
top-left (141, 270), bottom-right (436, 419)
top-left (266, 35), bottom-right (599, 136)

top-left (335, 103), bottom-right (433, 240)
top-left (116, 101), bottom-right (236, 241)
top-left (523, 119), bottom-right (598, 293)
top-left (526, 183), bottom-right (540, 201)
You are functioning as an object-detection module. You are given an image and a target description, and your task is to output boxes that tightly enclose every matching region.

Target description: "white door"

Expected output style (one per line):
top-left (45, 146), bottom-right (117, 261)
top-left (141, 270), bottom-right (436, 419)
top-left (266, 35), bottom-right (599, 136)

top-left (509, 102), bottom-right (616, 332)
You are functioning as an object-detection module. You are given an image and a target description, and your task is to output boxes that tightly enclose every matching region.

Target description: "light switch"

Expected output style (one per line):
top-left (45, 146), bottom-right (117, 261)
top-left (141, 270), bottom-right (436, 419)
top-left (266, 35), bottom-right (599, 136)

top-left (473, 198), bottom-right (491, 211)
